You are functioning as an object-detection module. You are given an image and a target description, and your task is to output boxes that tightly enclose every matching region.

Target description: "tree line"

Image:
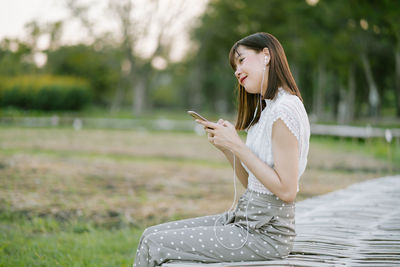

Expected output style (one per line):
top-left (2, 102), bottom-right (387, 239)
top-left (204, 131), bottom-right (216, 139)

top-left (189, 0), bottom-right (400, 123)
top-left (0, 0), bottom-right (399, 124)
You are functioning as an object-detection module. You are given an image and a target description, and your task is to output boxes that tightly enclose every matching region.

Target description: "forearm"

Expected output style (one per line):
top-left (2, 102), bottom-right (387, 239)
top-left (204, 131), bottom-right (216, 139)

top-left (232, 143), bottom-right (294, 202)
top-left (222, 149), bottom-right (248, 188)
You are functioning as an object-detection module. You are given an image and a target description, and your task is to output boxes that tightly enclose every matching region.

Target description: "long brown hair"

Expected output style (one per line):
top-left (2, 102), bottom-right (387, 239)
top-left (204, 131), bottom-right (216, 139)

top-left (229, 32), bottom-right (302, 130)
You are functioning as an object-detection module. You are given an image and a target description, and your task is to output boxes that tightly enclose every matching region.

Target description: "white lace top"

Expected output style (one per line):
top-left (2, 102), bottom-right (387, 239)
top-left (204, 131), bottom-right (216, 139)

top-left (241, 87), bottom-right (310, 194)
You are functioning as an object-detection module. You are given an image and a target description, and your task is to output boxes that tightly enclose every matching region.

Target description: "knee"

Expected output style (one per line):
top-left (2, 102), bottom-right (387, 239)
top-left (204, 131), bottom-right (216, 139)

top-left (140, 225), bottom-right (164, 245)
top-left (141, 232), bottom-right (161, 254)
top-left (141, 234), bottom-right (151, 247)
top-left (142, 225), bottom-right (159, 238)
top-left (138, 233), bottom-right (156, 255)
top-left (142, 227), bottom-right (150, 238)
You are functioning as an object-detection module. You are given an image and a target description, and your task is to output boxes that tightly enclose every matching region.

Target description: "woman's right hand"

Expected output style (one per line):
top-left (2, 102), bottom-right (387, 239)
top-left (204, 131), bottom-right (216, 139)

top-left (206, 119), bottom-right (229, 153)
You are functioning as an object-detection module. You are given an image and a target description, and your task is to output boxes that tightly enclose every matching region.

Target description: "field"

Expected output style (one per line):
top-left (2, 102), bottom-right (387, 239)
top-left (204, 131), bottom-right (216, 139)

top-left (0, 126), bottom-right (398, 266)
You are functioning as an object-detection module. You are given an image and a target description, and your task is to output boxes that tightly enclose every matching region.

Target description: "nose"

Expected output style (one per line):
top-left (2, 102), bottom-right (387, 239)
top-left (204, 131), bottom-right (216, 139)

top-left (234, 67), bottom-right (241, 80)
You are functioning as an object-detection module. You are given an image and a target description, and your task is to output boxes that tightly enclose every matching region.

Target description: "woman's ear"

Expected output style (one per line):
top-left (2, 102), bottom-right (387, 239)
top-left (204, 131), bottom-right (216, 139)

top-left (263, 47), bottom-right (270, 65)
top-left (263, 47), bottom-right (270, 56)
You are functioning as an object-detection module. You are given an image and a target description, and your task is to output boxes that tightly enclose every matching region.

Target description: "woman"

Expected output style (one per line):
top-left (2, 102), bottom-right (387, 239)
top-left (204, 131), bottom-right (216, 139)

top-left (133, 32), bottom-right (310, 267)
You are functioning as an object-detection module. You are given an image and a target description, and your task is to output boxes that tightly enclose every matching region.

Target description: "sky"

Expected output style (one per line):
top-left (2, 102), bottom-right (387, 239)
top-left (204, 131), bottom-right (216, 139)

top-left (0, 0), bottom-right (208, 62)
top-left (0, 0), bottom-right (69, 40)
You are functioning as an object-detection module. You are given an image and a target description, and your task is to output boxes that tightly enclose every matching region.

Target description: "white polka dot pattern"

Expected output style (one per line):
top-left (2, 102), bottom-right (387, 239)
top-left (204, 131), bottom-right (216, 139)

top-left (133, 190), bottom-right (295, 267)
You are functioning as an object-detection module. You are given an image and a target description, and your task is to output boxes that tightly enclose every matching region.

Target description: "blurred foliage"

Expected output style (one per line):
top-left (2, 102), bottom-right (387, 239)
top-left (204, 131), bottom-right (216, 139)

top-left (187, 0), bottom-right (400, 120)
top-left (0, 75), bottom-right (91, 110)
top-left (188, 0), bottom-right (400, 117)
top-left (0, 39), bottom-right (36, 75)
top-left (46, 44), bottom-right (122, 105)
top-left (151, 84), bottom-right (180, 108)
top-left (0, 0), bottom-right (399, 122)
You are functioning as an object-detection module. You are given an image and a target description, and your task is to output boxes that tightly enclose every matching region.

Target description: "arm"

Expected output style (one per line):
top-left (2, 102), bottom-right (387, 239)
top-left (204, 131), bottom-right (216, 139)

top-left (233, 119), bottom-right (299, 202)
top-left (197, 118), bottom-right (298, 202)
top-left (221, 149), bottom-right (249, 188)
top-left (200, 118), bottom-right (249, 188)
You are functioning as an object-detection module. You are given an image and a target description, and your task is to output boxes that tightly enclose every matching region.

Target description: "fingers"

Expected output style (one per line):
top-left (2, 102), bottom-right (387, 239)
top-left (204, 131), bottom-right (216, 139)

top-left (204, 127), bottom-right (216, 135)
top-left (207, 133), bottom-right (214, 143)
top-left (218, 119), bottom-right (232, 128)
top-left (207, 132), bottom-right (216, 144)
top-left (196, 119), bottom-right (220, 129)
top-left (222, 120), bottom-right (230, 126)
top-left (195, 118), bottom-right (231, 130)
top-left (196, 119), bottom-right (232, 147)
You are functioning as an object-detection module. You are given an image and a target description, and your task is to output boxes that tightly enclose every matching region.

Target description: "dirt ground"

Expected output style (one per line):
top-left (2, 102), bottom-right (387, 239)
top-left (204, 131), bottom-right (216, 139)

top-left (0, 128), bottom-right (394, 227)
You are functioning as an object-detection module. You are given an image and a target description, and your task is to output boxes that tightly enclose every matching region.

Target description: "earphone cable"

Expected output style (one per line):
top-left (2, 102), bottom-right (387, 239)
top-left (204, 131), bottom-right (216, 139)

top-left (213, 57), bottom-right (266, 250)
top-left (213, 152), bottom-right (252, 250)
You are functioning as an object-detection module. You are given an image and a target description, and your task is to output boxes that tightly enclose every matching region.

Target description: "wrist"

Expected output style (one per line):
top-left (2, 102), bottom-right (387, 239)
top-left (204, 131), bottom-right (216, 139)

top-left (231, 139), bottom-right (247, 156)
top-left (221, 147), bottom-right (230, 154)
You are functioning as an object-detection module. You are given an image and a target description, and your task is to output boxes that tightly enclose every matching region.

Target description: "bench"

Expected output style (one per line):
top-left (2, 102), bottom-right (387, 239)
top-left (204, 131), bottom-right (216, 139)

top-left (162, 175), bottom-right (400, 266)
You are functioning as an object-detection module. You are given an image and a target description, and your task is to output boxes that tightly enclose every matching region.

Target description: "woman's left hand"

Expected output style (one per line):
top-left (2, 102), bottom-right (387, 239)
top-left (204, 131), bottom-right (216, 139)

top-left (196, 119), bottom-right (243, 152)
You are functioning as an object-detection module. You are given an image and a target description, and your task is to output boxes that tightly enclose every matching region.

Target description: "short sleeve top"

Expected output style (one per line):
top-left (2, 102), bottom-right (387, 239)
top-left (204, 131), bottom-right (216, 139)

top-left (241, 87), bottom-right (310, 194)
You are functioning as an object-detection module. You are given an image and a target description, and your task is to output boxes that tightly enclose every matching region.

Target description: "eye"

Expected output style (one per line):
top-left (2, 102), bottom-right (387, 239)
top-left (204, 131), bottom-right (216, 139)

top-left (239, 58), bottom-right (245, 63)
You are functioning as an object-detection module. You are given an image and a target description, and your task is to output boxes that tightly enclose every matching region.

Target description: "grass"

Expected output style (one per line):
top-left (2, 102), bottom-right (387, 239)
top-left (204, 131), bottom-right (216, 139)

top-left (0, 126), bottom-right (399, 266)
top-left (1, 214), bottom-right (142, 267)
top-left (0, 106), bottom-right (228, 122)
top-left (311, 136), bottom-right (400, 170)
top-left (0, 147), bottom-right (227, 168)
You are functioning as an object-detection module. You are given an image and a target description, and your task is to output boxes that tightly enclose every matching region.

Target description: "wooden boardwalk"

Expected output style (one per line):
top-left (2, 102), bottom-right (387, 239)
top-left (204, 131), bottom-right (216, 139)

top-left (163, 175), bottom-right (400, 267)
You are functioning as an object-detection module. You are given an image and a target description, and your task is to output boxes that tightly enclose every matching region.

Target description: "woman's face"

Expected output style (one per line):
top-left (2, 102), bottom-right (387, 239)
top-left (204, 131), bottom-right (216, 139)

top-left (233, 45), bottom-right (269, 95)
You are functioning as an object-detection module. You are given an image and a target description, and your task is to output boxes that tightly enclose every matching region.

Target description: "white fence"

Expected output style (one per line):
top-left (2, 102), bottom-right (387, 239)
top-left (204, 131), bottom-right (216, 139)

top-left (1, 116), bottom-right (400, 140)
top-left (310, 123), bottom-right (400, 140)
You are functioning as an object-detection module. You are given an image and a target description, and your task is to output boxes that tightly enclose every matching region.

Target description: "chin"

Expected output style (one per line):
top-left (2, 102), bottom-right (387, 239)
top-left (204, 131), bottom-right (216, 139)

top-left (244, 87), bottom-right (259, 95)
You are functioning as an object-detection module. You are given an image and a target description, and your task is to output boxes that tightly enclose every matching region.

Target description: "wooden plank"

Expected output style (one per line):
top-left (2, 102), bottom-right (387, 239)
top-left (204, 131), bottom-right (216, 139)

top-left (162, 175), bottom-right (400, 266)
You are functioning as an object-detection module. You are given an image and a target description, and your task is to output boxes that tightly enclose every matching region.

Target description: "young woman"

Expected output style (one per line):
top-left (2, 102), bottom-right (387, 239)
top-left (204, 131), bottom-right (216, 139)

top-left (133, 32), bottom-right (310, 267)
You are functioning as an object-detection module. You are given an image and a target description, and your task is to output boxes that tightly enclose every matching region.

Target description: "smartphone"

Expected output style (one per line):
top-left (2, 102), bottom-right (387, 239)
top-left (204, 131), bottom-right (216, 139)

top-left (187, 110), bottom-right (209, 122)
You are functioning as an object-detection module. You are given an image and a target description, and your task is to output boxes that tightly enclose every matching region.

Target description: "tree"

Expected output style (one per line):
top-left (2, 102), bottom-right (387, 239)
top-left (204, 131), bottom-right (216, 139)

top-left (189, 0), bottom-right (398, 122)
top-left (64, 0), bottom-right (195, 114)
top-left (0, 38), bottom-right (35, 75)
top-left (375, 0), bottom-right (400, 117)
top-left (46, 44), bottom-right (121, 105)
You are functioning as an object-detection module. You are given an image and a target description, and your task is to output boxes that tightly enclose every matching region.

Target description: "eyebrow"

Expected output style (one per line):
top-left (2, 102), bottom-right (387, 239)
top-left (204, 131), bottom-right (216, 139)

top-left (235, 50), bottom-right (242, 58)
top-left (233, 50), bottom-right (243, 67)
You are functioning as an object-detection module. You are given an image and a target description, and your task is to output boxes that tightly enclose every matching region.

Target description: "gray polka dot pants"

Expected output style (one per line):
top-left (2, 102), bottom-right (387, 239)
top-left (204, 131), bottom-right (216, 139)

top-left (133, 189), bottom-right (296, 267)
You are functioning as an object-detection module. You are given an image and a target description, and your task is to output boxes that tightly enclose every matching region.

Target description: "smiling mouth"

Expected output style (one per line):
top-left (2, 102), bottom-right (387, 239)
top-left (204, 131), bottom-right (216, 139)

top-left (240, 76), bottom-right (247, 84)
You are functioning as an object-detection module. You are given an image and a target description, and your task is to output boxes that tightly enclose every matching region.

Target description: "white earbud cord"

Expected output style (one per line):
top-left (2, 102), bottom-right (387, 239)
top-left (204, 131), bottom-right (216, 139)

top-left (213, 152), bottom-right (252, 250)
top-left (213, 56), bottom-right (267, 250)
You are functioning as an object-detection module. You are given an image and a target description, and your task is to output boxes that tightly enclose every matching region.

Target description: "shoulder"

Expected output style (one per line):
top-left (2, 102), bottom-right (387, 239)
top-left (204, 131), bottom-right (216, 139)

top-left (271, 118), bottom-right (299, 149)
top-left (271, 92), bottom-right (304, 119)
top-left (269, 92), bottom-right (306, 141)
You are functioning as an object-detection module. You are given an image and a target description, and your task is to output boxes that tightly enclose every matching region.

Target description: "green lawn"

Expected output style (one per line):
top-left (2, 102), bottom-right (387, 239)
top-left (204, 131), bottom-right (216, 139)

top-left (1, 215), bottom-right (141, 267)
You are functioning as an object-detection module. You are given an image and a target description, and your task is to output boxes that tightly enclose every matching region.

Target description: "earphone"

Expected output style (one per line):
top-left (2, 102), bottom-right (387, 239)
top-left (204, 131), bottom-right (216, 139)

top-left (213, 54), bottom-right (268, 250)
top-left (264, 55), bottom-right (269, 70)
